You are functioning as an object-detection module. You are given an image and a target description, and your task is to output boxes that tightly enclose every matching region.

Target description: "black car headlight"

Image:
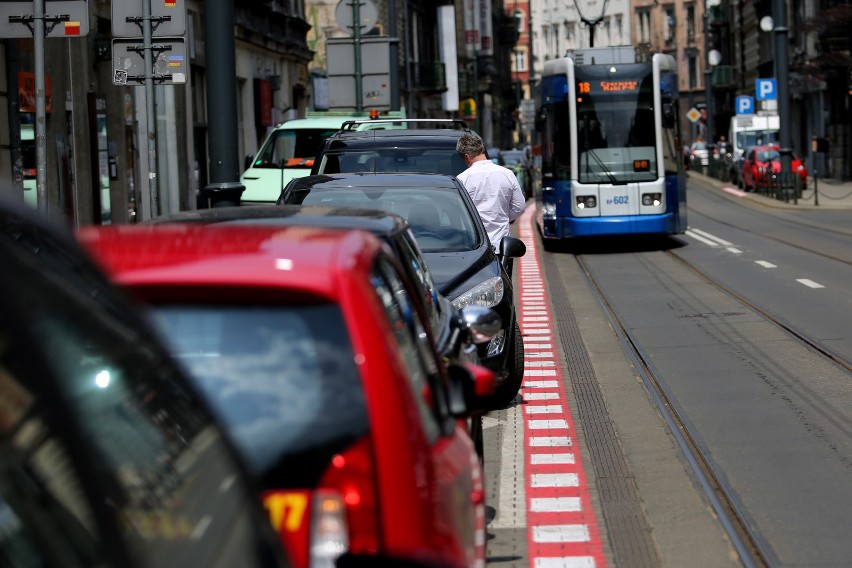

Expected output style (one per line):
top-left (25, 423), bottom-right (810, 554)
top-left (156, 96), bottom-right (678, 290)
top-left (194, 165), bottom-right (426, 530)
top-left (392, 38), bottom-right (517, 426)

top-left (451, 276), bottom-right (504, 310)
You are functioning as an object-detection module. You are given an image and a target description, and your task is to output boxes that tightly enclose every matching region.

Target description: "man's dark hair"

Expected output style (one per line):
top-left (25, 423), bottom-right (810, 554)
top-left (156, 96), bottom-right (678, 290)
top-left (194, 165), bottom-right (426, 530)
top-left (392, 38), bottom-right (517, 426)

top-left (456, 132), bottom-right (485, 158)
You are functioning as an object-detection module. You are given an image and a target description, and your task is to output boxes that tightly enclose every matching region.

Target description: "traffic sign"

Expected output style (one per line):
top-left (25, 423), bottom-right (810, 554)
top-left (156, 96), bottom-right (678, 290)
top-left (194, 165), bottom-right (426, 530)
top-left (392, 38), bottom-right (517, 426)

top-left (112, 37), bottom-right (187, 85)
top-left (112, 0), bottom-right (186, 37)
top-left (756, 78), bottom-right (777, 100)
top-left (735, 95), bottom-right (754, 115)
top-left (686, 107), bottom-right (701, 123)
top-left (0, 1), bottom-right (89, 38)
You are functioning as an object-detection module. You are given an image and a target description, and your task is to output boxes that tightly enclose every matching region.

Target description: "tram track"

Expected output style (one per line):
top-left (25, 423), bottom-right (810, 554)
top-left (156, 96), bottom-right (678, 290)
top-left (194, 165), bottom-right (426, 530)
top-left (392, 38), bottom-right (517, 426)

top-left (574, 244), bottom-right (852, 567)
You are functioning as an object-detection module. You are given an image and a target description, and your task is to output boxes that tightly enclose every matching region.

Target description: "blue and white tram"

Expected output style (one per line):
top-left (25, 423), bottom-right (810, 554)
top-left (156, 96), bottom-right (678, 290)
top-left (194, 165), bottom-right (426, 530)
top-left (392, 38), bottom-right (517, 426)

top-left (534, 46), bottom-right (687, 242)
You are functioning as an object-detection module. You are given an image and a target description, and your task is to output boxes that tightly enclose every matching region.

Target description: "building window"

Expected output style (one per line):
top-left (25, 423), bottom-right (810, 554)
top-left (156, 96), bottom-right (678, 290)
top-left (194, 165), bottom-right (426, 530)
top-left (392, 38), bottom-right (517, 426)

top-left (615, 15), bottom-right (623, 43)
top-left (566, 20), bottom-right (576, 49)
top-left (688, 53), bottom-right (697, 88)
top-left (551, 23), bottom-right (560, 57)
top-left (664, 7), bottom-right (676, 45)
top-left (514, 49), bottom-right (528, 72)
top-left (636, 8), bottom-right (652, 44)
top-left (686, 4), bottom-right (696, 42)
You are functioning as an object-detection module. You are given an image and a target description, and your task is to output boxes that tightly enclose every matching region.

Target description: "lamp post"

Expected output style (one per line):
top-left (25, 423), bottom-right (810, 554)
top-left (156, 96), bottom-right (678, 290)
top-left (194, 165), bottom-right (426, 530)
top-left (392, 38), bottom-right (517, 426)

top-left (771, 0), bottom-right (793, 191)
top-left (703, 0), bottom-right (716, 147)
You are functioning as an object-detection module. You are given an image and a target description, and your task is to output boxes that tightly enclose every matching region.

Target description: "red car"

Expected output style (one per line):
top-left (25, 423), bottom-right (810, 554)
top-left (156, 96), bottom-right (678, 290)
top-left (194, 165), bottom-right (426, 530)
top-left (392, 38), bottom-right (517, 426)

top-left (740, 144), bottom-right (807, 191)
top-left (78, 224), bottom-right (495, 568)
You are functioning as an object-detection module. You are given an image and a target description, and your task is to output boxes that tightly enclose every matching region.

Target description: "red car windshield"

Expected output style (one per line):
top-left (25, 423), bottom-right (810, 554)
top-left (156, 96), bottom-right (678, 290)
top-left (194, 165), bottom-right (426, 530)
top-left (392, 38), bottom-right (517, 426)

top-left (150, 303), bottom-right (369, 488)
top-left (756, 149), bottom-right (781, 162)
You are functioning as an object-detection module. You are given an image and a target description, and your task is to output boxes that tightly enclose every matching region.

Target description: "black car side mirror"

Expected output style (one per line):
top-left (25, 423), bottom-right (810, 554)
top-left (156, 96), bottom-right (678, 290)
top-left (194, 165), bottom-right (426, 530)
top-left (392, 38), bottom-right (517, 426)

top-left (243, 154), bottom-right (254, 171)
top-left (499, 235), bottom-right (526, 277)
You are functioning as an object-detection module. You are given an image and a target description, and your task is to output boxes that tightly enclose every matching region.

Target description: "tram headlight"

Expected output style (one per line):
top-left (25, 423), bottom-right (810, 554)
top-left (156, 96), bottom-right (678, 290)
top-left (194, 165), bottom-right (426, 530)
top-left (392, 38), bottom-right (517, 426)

top-left (642, 193), bottom-right (662, 207)
top-left (576, 195), bottom-right (597, 209)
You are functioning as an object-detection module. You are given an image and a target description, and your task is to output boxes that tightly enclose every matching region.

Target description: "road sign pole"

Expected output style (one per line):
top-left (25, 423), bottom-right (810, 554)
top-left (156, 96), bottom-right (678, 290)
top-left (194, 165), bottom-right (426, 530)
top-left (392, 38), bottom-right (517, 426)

top-left (351, 0), bottom-right (362, 112)
top-left (142, 0), bottom-right (160, 217)
top-left (34, 0), bottom-right (46, 213)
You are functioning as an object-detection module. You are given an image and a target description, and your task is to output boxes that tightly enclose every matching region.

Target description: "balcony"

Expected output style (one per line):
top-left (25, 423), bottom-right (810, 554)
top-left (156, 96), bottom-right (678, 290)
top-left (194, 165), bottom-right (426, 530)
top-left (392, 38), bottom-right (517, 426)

top-left (410, 61), bottom-right (447, 93)
top-left (712, 65), bottom-right (735, 89)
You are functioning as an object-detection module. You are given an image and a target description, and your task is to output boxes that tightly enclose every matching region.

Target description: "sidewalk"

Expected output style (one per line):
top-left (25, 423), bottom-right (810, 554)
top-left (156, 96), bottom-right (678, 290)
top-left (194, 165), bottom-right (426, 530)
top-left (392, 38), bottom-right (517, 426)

top-left (688, 169), bottom-right (852, 210)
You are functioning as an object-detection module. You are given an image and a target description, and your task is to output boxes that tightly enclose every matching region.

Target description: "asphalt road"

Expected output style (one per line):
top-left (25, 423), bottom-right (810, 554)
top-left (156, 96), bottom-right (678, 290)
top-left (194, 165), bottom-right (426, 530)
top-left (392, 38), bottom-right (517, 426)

top-left (485, 177), bottom-right (852, 567)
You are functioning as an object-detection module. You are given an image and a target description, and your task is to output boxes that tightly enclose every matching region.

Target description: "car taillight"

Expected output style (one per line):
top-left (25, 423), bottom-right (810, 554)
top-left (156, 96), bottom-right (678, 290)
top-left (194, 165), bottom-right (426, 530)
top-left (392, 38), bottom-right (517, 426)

top-left (315, 437), bottom-right (380, 561)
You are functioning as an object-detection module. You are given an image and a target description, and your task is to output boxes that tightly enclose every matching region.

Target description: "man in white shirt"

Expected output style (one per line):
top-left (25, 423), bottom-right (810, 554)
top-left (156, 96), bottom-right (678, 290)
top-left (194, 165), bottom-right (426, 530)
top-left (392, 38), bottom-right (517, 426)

top-left (456, 133), bottom-right (527, 250)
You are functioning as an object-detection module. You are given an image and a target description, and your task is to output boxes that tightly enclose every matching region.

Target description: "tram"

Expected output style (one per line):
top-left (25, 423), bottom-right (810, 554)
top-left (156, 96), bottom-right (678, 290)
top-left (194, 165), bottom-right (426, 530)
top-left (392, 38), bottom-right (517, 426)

top-left (533, 46), bottom-right (687, 243)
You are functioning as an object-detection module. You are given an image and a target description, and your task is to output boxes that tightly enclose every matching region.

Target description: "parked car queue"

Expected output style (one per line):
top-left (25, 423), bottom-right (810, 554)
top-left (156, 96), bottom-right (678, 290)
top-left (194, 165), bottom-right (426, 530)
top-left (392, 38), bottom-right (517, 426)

top-left (6, 117), bottom-right (527, 567)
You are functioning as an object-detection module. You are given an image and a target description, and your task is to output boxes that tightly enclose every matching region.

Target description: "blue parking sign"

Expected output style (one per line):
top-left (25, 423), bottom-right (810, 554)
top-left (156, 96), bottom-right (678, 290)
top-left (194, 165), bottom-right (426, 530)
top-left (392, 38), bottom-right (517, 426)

top-left (756, 78), bottom-right (777, 100)
top-left (735, 95), bottom-right (754, 115)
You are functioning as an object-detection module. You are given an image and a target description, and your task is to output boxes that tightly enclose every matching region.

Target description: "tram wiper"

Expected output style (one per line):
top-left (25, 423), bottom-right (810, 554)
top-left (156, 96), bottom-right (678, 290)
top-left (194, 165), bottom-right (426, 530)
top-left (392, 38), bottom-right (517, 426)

top-left (583, 148), bottom-right (619, 184)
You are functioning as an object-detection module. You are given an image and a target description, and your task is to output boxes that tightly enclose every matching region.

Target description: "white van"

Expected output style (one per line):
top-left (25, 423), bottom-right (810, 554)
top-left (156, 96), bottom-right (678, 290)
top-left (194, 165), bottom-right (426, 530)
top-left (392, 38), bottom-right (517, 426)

top-left (728, 113), bottom-right (780, 184)
top-left (240, 110), bottom-right (406, 204)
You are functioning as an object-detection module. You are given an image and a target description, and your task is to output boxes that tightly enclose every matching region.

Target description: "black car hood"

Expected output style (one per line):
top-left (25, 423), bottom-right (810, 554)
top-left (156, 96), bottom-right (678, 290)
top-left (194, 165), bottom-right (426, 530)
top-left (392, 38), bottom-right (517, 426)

top-left (423, 247), bottom-right (500, 299)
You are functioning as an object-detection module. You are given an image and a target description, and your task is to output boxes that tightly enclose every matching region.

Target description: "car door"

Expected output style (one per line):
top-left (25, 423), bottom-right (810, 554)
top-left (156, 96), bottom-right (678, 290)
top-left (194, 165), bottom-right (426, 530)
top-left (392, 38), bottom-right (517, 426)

top-left (0, 201), bottom-right (289, 568)
top-left (371, 255), bottom-right (484, 567)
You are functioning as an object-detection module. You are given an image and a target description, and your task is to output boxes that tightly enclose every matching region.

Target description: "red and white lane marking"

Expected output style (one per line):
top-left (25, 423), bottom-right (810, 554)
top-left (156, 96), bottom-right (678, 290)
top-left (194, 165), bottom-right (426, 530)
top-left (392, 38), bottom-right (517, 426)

top-left (517, 205), bottom-right (608, 568)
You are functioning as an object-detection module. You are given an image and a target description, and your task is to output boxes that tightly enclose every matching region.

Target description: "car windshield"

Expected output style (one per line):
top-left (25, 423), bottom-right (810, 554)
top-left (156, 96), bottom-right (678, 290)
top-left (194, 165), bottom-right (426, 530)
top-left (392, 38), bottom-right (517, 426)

top-left (502, 151), bottom-right (526, 166)
top-left (282, 184), bottom-right (481, 252)
top-left (253, 128), bottom-right (339, 169)
top-left (149, 304), bottom-right (369, 488)
top-left (317, 148), bottom-right (467, 176)
top-left (757, 149), bottom-right (781, 162)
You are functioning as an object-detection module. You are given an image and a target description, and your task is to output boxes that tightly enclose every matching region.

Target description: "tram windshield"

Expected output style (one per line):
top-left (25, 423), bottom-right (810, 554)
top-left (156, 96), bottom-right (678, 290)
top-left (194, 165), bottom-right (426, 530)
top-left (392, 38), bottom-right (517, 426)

top-left (575, 64), bottom-right (658, 184)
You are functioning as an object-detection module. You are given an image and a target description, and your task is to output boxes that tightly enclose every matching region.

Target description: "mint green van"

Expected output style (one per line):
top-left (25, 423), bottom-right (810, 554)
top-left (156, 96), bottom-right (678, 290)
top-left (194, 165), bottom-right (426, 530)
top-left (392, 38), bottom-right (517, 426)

top-left (240, 110), bottom-right (405, 204)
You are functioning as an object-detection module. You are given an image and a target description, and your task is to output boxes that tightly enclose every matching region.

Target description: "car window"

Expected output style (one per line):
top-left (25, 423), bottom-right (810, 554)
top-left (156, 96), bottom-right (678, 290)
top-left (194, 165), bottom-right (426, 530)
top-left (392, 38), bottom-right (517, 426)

top-left (757, 149), bottom-right (780, 162)
top-left (395, 231), bottom-right (443, 334)
top-left (320, 148), bottom-right (465, 176)
top-left (254, 128), bottom-right (338, 168)
top-left (371, 257), bottom-right (446, 443)
top-left (0, 221), bottom-right (282, 568)
top-left (148, 304), bottom-right (369, 488)
top-left (282, 186), bottom-right (480, 252)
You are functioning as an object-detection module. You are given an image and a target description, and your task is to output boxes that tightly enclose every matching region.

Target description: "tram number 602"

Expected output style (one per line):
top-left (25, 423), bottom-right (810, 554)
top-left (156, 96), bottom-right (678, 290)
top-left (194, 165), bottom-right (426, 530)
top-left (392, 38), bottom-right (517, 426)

top-left (607, 195), bottom-right (629, 205)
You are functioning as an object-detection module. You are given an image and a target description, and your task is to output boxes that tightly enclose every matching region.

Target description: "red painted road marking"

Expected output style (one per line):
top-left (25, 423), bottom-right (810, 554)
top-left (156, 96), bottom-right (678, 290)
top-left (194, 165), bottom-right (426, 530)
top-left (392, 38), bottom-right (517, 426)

top-left (721, 186), bottom-right (747, 197)
top-left (517, 204), bottom-right (607, 568)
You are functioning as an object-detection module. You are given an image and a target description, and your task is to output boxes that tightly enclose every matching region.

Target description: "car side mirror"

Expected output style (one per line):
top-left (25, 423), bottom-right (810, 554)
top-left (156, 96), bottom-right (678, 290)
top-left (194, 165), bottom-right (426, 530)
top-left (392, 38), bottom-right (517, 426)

top-left (499, 235), bottom-right (526, 277)
top-left (457, 305), bottom-right (502, 344)
top-left (446, 361), bottom-right (496, 417)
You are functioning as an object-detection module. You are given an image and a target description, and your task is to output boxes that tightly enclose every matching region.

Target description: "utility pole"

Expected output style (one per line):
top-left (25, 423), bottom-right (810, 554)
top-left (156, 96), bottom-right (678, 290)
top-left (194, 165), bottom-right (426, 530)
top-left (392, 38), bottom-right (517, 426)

top-left (703, 0), bottom-right (714, 146)
top-left (772, 0), bottom-right (792, 186)
top-left (202, 0), bottom-right (244, 207)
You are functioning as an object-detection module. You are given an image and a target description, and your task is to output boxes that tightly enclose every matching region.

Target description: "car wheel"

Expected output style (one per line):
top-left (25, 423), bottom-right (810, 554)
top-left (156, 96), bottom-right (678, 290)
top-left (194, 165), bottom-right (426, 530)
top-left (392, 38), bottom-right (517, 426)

top-left (488, 320), bottom-right (524, 409)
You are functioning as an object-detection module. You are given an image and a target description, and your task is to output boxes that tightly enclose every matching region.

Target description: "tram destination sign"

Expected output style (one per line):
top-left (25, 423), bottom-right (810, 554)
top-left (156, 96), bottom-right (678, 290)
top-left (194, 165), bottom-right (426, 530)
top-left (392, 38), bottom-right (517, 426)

top-left (577, 80), bottom-right (640, 94)
top-left (0, 0), bottom-right (89, 38)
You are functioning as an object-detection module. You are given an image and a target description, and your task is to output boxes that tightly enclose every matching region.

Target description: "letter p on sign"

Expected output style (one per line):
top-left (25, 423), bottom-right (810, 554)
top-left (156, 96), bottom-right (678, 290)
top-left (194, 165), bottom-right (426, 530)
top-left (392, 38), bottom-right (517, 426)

top-left (756, 79), bottom-right (777, 100)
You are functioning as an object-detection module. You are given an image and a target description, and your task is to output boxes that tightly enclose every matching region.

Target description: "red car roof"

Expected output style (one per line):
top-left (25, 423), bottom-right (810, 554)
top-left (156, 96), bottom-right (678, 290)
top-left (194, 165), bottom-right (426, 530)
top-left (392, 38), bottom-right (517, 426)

top-left (77, 224), bottom-right (383, 300)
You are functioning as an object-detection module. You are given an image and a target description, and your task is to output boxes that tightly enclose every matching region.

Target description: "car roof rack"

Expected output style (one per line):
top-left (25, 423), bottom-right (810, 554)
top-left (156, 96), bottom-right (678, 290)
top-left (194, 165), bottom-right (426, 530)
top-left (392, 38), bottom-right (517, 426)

top-left (340, 118), bottom-right (472, 132)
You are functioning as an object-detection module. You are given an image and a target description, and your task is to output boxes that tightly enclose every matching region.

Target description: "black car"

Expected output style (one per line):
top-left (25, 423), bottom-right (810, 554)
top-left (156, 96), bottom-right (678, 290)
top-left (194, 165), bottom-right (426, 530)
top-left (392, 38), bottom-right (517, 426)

top-left (0, 195), bottom-right (290, 568)
top-left (277, 173), bottom-right (527, 408)
top-left (310, 119), bottom-right (473, 177)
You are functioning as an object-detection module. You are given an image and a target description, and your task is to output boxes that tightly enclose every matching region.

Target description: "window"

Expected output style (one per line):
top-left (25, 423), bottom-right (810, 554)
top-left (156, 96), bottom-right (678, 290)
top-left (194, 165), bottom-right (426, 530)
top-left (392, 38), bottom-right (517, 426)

top-left (514, 48), bottom-right (528, 73)
top-left (688, 53), bottom-right (698, 89)
top-left (372, 257), bottom-right (446, 443)
top-left (0, 220), bottom-right (276, 568)
top-left (686, 4), bottom-right (696, 41)
top-left (636, 9), bottom-right (652, 44)
top-left (664, 7), bottom-right (676, 44)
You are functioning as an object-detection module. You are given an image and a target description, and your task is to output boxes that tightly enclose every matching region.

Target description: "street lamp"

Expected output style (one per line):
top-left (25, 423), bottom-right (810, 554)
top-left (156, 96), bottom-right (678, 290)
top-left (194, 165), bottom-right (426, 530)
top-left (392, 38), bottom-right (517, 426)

top-left (703, 0), bottom-right (720, 147)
